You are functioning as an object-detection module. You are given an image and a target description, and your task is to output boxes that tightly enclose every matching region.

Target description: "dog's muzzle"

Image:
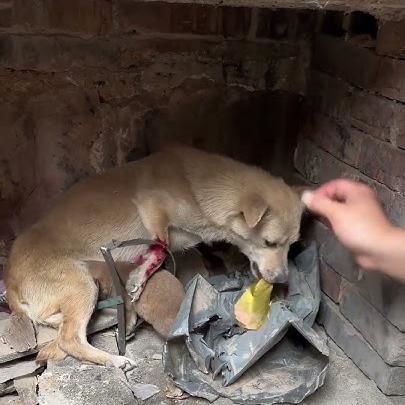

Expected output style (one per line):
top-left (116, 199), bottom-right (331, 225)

top-left (251, 262), bottom-right (288, 285)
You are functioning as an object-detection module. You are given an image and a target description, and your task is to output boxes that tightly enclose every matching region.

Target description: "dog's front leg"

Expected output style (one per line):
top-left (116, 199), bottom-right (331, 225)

top-left (127, 196), bottom-right (171, 301)
top-left (136, 197), bottom-right (170, 245)
top-left (126, 244), bottom-right (168, 302)
top-left (124, 294), bottom-right (138, 338)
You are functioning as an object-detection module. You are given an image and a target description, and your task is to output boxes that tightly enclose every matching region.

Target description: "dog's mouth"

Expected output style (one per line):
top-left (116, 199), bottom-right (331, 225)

top-left (250, 261), bottom-right (289, 285)
top-left (250, 261), bottom-right (262, 280)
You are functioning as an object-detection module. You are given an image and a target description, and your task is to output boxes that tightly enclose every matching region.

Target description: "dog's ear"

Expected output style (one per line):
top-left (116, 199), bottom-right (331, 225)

top-left (241, 194), bottom-right (268, 228)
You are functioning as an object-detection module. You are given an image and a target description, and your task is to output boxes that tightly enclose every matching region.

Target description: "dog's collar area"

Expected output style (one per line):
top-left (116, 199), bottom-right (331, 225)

top-left (98, 238), bottom-right (176, 355)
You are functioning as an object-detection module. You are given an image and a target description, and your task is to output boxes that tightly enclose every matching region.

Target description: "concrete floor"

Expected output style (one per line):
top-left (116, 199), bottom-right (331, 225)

top-left (1, 325), bottom-right (404, 405)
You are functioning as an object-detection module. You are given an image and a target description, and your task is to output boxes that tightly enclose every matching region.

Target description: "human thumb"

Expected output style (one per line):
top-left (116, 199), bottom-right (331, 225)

top-left (301, 190), bottom-right (339, 219)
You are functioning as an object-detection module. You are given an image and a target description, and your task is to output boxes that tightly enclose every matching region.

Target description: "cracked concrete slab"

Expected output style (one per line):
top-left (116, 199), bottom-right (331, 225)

top-left (37, 357), bottom-right (134, 405)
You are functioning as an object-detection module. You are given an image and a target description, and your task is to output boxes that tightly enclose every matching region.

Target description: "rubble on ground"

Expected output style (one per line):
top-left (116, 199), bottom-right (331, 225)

top-left (0, 246), bottom-right (402, 405)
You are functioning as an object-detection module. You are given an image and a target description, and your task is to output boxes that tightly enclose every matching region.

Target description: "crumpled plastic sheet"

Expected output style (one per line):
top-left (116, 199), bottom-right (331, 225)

top-left (163, 243), bottom-right (329, 404)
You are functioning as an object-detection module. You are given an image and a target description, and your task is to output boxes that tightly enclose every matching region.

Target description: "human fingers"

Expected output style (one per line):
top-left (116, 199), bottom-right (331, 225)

top-left (312, 179), bottom-right (371, 203)
top-left (301, 190), bottom-right (341, 220)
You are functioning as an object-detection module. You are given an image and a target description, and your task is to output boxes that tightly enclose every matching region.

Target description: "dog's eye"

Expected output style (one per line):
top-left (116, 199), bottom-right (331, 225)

top-left (265, 240), bottom-right (279, 248)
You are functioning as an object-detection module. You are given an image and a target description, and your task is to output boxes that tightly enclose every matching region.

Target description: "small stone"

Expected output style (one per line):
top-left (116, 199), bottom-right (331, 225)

top-left (152, 353), bottom-right (162, 361)
top-left (90, 330), bottom-right (119, 355)
top-left (0, 381), bottom-right (15, 397)
top-left (130, 383), bottom-right (160, 400)
top-left (165, 382), bottom-right (187, 400)
top-left (14, 375), bottom-right (38, 405)
top-left (4, 314), bottom-right (37, 353)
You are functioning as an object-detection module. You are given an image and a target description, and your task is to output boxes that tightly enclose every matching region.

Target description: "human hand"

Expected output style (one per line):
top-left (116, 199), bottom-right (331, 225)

top-left (301, 179), bottom-right (396, 271)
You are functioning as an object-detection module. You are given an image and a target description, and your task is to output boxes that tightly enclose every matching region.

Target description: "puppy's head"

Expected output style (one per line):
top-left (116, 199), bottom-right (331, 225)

top-left (230, 183), bottom-right (306, 284)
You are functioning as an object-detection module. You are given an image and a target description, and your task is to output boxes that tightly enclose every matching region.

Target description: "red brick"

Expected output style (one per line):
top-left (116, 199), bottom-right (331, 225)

top-left (257, 9), bottom-right (312, 40)
top-left (319, 294), bottom-right (405, 395)
top-left (396, 120), bottom-right (405, 150)
top-left (295, 140), bottom-right (402, 224)
top-left (377, 19), bottom-right (405, 58)
top-left (269, 9), bottom-right (289, 39)
top-left (355, 271), bottom-right (405, 332)
top-left (0, 35), bottom-right (119, 71)
top-left (222, 7), bottom-right (251, 38)
top-left (295, 10), bottom-right (317, 39)
top-left (170, 4), bottom-right (194, 33)
top-left (319, 259), bottom-right (342, 302)
top-left (355, 173), bottom-right (405, 227)
top-left (0, 100), bottom-right (37, 209)
top-left (116, 1), bottom-right (171, 34)
top-left (340, 280), bottom-right (405, 366)
top-left (309, 71), bottom-right (405, 145)
top-left (119, 36), bottom-right (224, 71)
top-left (0, 214), bottom-right (14, 244)
top-left (374, 56), bottom-right (405, 103)
top-left (303, 114), bottom-right (363, 167)
top-left (313, 34), bottom-right (379, 91)
top-left (304, 219), bottom-right (359, 282)
top-left (294, 138), bottom-right (359, 185)
top-left (0, 0), bottom-right (11, 28)
top-left (117, 3), bottom-right (220, 36)
top-left (256, 9), bottom-right (273, 38)
top-left (28, 86), bottom-right (99, 193)
top-left (307, 71), bottom-right (349, 120)
top-left (313, 34), bottom-right (405, 103)
top-left (358, 136), bottom-right (405, 192)
top-left (349, 91), bottom-right (404, 143)
top-left (13, 0), bottom-right (112, 37)
top-left (193, 5), bottom-right (220, 35)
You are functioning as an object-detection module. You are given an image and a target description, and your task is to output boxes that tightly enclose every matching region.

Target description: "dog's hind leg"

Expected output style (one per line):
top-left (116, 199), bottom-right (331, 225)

top-left (54, 261), bottom-right (136, 370)
top-left (37, 341), bottom-right (67, 364)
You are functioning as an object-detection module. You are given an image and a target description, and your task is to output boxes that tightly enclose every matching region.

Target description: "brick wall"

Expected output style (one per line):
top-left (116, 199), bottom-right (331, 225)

top-left (296, 14), bottom-right (405, 395)
top-left (0, 1), bottom-right (315, 271)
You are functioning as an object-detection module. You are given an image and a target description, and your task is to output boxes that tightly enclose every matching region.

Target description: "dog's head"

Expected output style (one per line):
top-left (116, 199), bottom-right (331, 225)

top-left (229, 184), bottom-right (306, 284)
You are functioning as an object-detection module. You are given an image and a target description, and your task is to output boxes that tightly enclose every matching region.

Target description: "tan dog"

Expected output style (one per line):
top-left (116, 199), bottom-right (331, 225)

top-left (35, 266), bottom-right (185, 364)
top-left (5, 146), bottom-right (303, 369)
top-left (87, 262), bottom-right (185, 339)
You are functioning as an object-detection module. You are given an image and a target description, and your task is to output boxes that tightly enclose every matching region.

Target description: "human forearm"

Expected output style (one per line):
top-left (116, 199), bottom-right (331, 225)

top-left (302, 180), bottom-right (405, 282)
top-left (375, 227), bottom-right (405, 281)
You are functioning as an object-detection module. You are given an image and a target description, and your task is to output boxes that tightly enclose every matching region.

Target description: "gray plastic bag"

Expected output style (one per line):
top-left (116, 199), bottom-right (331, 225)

top-left (164, 243), bottom-right (329, 404)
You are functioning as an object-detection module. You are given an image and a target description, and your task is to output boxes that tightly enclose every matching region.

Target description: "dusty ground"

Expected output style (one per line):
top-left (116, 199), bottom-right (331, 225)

top-left (1, 251), bottom-right (403, 405)
top-left (1, 324), bottom-right (402, 405)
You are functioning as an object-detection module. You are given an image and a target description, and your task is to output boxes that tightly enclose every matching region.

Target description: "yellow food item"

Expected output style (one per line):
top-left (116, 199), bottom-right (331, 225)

top-left (234, 279), bottom-right (273, 330)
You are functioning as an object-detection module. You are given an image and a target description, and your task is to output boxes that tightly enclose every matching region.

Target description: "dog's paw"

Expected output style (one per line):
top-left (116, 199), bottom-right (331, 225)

top-left (36, 341), bottom-right (67, 364)
top-left (126, 272), bottom-right (144, 302)
top-left (125, 312), bottom-right (138, 338)
top-left (128, 284), bottom-right (143, 302)
top-left (107, 355), bottom-right (137, 372)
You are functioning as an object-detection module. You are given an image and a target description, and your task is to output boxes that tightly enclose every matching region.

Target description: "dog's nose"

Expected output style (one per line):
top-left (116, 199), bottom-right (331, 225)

top-left (272, 272), bottom-right (288, 284)
top-left (263, 266), bottom-right (288, 284)
top-left (272, 266), bottom-right (289, 284)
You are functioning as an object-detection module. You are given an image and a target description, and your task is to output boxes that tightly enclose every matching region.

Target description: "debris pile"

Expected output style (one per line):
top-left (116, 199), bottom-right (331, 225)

top-left (0, 243), bottom-right (328, 405)
top-left (0, 247), bottom-right (210, 404)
